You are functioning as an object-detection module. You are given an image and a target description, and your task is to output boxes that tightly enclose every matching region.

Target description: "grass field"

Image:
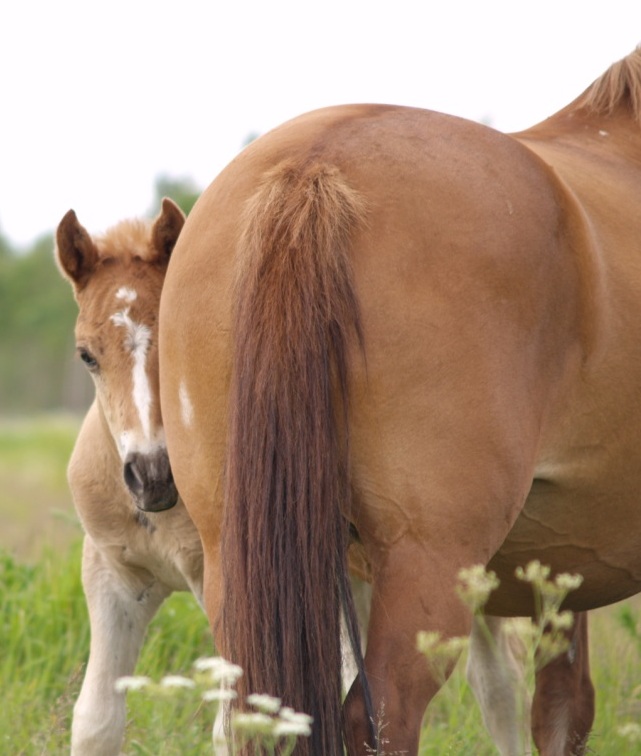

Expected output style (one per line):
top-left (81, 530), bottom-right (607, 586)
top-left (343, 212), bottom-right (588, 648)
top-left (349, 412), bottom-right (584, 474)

top-left (2, 416), bottom-right (641, 754)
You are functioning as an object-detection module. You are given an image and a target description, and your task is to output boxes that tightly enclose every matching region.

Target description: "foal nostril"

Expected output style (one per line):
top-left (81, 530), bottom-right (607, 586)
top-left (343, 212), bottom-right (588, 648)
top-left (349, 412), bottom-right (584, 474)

top-left (122, 450), bottom-right (178, 511)
top-left (124, 457), bottom-right (145, 496)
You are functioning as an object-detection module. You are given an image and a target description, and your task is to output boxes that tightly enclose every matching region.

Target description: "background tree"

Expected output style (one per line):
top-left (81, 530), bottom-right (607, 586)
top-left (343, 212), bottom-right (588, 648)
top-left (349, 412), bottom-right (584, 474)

top-left (150, 175), bottom-right (201, 217)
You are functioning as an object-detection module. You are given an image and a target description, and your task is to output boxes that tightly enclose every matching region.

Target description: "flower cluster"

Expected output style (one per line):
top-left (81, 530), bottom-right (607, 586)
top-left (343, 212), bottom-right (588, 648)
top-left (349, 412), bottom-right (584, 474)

top-left (515, 560), bottom-right (583, 668)
top-left (416, 630), bottom-right (469, 683)
top-left (115, 656), bottom-right (244, 704)
top-left (233, 694), bottom-right (313, 746)
top-left (416, 561), bottom-right (587, 687)
top-left (114, 657), bottom-right (311, 754)
top-left (457, 564), bottom-right (500, 613)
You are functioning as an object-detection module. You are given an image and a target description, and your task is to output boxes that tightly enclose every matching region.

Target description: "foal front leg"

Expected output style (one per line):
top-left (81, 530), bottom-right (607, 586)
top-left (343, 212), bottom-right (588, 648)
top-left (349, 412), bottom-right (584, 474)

top-left (71, 536), bottom-right (169, 756)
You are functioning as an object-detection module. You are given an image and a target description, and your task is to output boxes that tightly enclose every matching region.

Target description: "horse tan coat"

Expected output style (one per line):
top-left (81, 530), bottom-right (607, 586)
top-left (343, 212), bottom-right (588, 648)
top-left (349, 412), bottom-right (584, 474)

top-left (159, 51), bottom-right (641, 754)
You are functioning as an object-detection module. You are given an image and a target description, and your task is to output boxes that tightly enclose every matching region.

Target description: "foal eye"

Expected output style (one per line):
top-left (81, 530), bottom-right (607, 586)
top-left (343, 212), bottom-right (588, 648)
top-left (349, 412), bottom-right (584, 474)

top-left (78, 348), bottom-right (99, 371)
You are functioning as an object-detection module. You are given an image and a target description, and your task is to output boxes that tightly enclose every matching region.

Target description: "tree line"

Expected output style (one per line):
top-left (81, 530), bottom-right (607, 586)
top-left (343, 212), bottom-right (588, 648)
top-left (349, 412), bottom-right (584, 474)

top-left (0, 177), bottom-right (200, 415)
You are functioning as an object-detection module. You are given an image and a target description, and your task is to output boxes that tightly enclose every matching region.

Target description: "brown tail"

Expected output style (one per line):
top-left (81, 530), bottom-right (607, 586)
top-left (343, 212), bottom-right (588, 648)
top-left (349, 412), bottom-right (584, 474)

top-left (221, 160), bottom-right (367, 754)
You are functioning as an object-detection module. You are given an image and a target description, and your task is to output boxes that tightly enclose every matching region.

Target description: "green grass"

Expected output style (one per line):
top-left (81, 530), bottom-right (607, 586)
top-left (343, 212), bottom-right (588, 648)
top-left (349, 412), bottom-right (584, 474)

top-left (0, 415), bottom-right (82, 561)
top-left (5, 543), bottom-right (640, 755)
top-left (0, 416), bottom-right (213, 753)
top-left (1, 543), bottom-right (88, 754)
top-left (0, 544), bottom-right (212, 754)
top-left (586, 602), bottom-right (641, 754)
top-left (2, 415), bottom-right (641, 754)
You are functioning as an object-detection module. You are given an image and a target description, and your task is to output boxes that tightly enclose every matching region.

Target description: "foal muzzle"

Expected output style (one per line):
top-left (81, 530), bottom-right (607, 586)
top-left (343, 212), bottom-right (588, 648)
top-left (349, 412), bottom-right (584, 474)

top-left (123, 449), bottom-right (178, 512)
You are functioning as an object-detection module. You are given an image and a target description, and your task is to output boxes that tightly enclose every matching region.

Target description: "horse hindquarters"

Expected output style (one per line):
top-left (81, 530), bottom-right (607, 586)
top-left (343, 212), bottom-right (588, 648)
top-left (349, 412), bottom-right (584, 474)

top-left (159, 105), bottom-right (588, 755)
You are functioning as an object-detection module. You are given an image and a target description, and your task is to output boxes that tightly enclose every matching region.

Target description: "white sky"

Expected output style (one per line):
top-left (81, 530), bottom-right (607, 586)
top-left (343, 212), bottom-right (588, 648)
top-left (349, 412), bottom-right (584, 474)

top-left (2, 1), bottom-right (640, 247)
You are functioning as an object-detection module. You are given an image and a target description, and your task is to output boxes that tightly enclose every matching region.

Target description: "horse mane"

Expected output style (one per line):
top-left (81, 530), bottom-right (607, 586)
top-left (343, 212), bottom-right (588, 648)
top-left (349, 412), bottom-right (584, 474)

top-left (94, 218), bottom-right (157, 263)
top-left (221, 160), bottom-right (372, 755)
top-left (578, 46), bottom-right (641, 122)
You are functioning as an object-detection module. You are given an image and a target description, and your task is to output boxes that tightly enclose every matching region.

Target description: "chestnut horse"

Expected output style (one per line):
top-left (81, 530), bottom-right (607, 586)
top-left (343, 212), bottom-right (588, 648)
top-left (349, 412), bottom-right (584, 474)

top-left (56, 201), bottom-right (568, 755)
top-left (56, 200), bottom-right (205, 755)
top-left (159, 49), bottom-right (641, 755)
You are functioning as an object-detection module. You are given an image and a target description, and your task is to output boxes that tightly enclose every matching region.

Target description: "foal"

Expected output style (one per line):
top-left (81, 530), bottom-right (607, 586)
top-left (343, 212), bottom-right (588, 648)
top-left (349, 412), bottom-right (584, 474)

top-left (56, 200), bottom-right (203, 756)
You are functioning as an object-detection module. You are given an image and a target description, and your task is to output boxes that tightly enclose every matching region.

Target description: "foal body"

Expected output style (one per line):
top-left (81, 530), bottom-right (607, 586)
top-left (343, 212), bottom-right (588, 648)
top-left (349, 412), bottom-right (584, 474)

top-left (56, 200), bottom-right (203, 755)
top-left (69, 401), bottom-right (203, 755)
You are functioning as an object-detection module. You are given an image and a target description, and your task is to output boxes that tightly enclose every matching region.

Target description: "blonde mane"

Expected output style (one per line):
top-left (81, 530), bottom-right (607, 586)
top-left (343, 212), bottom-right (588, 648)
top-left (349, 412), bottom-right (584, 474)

top-left (95, 218), bottom-right (156, 262)
top-left (579, 46), bottom-right (641, 122)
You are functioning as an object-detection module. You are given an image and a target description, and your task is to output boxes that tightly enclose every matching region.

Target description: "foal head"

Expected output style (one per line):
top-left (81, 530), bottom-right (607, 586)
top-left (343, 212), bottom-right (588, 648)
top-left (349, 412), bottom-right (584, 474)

top-left (56, 199), bottom-right (185, 512)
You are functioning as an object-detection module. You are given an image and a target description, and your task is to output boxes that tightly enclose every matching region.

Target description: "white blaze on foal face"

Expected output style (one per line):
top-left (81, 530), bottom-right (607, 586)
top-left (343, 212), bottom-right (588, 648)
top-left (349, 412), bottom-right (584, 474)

top-left (110, 291), bottom-right (154, 456)
top-left (115, 286), bottom-right (138, 304)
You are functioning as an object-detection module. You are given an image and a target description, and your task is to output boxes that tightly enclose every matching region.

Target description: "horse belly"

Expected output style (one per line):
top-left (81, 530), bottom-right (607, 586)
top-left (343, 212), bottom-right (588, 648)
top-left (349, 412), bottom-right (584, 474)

top-left (485, 135), bottom-right (641, 615)
top-left (487, 464), bottom-right (641, 615)
top-left (489, 315), bottom-right (641, 614)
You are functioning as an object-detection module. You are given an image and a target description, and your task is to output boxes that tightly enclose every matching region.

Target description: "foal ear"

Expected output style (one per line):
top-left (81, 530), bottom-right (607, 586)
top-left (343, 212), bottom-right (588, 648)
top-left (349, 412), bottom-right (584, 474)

top-left (55, 210), bottom-right (100, 290)
top-left (151, 197), bottom-right (186, 263)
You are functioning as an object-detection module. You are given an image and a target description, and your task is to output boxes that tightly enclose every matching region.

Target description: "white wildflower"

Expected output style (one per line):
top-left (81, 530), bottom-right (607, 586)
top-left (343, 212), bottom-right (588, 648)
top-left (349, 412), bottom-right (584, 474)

top-left (416, 631), bottom-right (467, 660)
top-left (416, 630), bottom-right (441, 655)
top-left (232, 711), bottom-right (275, 736)
top-left (544, 609), bottom-right (574, 631)
top-left (273, 720), bottom-right (312, 738)
top-left (439, 636), bottom-right (469, 656)
top-left (279, 707), bottom-right (314, 726)
top-left (114, 676), bottom-right (151, 693)
top-left (194, 657), bottom-right (243, 682)
top-left (457, 564), bottom-right (500, 612)
top-left (515, 560), bottom-right (550, 585)
top-left (202, 688), bottom-right (238, 702)
top-left (193, 656), bottom-right (223, 672)
top-left (555, 573), bottom-right (583, 592)
top-left (247, 693), bottom-right (282, 713)
top-left (160, 675), bottom-right (196, 688)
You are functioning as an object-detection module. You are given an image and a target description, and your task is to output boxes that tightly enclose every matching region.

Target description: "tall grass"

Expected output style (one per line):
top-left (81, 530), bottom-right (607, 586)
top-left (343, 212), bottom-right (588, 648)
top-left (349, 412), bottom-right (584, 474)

top-left (2, 416), bottom-right (641, 754)
top-left (0, 416), bottom-right (213, 754)
top-left (0, 543), bottom-right (212, 754)
top-left (6, 543), bottom-right (635, 755)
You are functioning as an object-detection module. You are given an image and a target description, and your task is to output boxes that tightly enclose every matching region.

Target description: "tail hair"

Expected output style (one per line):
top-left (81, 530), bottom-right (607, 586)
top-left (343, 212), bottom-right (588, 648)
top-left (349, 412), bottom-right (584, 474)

top-left (221, 160), bottom-right (369, 754)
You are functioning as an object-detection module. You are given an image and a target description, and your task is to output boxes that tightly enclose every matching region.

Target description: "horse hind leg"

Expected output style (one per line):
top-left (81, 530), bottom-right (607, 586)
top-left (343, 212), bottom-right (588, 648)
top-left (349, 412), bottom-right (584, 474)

top-left (467, 615), bottom-right (533, 756)
top-left (343, 539), bottom-right (478, 756)
top-left (531, 611), bottom-right (594, 756)
top-left (347, 580), bottom-right (535, 756)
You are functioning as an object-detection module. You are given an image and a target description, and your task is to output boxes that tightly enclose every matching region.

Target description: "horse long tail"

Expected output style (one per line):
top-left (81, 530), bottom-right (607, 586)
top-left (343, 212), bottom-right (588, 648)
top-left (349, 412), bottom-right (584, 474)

top-left (221, 160), bottom-right (369, 755)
